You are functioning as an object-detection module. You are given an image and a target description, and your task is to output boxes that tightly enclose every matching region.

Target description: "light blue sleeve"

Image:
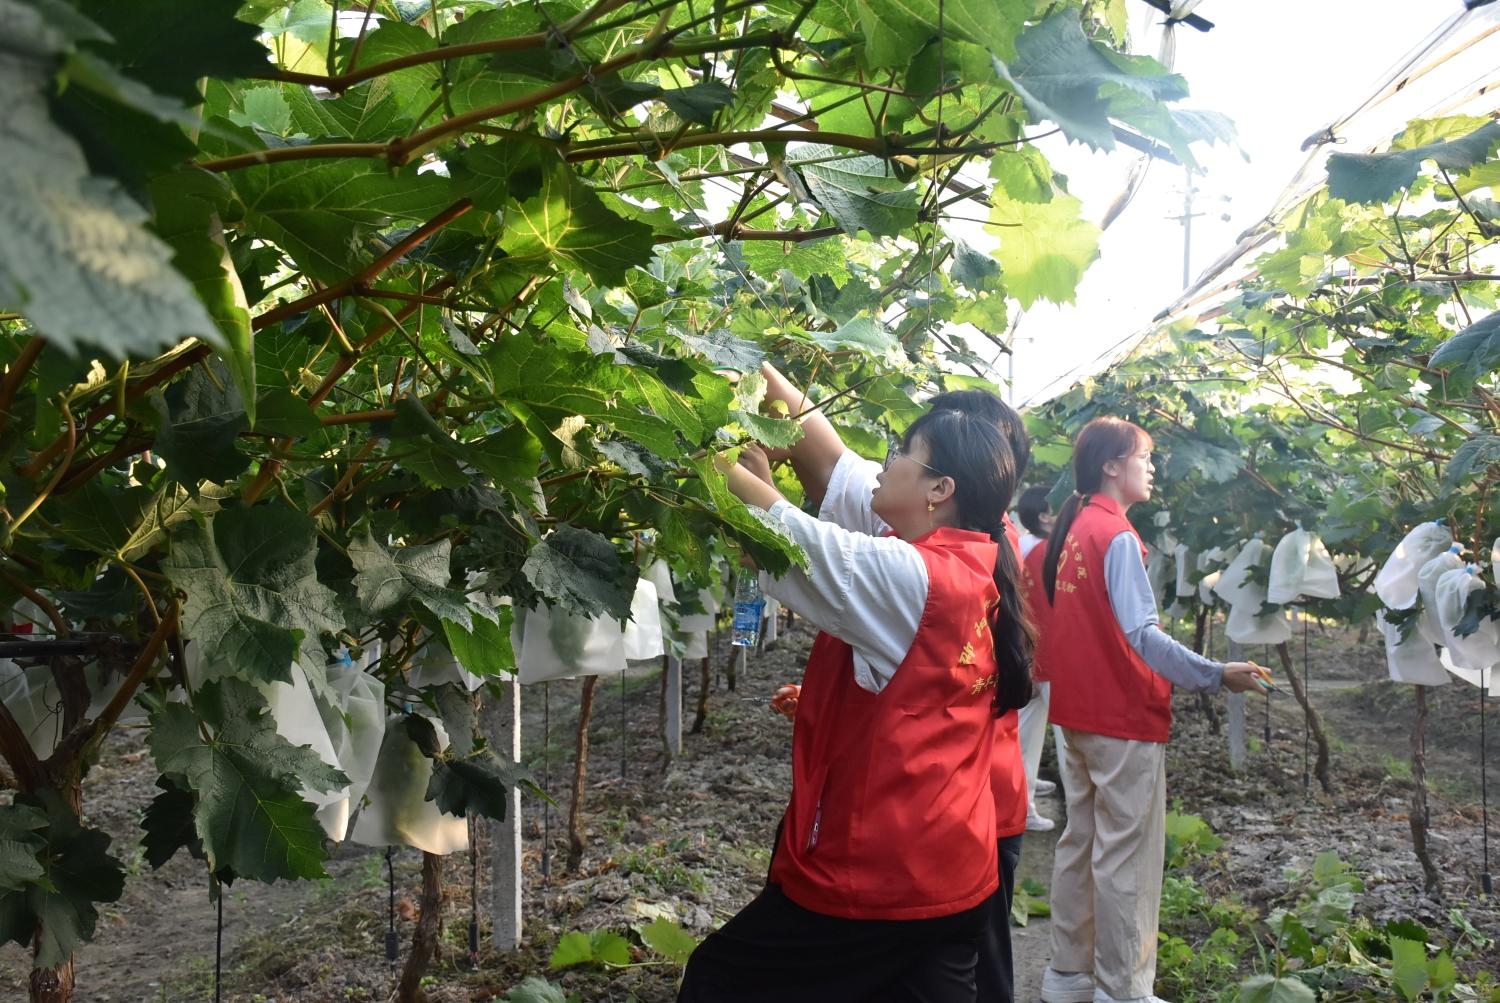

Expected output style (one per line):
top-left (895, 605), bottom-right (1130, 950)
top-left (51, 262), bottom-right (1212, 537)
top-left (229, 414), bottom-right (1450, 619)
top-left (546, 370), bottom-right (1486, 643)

top-left (1104, 532), bottom-right (1225, 692)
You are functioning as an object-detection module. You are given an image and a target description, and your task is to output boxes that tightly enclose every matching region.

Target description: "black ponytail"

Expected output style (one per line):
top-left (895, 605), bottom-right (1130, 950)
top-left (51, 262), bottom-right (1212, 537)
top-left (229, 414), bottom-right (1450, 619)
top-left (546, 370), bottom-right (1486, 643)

top-left (1042, 417), bottom-right (1150, 603)
top-left (914, 391), bottom-right (1035, 714)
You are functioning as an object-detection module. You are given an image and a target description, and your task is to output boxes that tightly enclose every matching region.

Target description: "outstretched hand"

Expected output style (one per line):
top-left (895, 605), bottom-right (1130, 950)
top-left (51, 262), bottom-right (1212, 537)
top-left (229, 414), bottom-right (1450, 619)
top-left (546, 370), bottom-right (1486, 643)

top-left (1222, 661), bottom-right (1272, 694)
top-left (770, 684), bottom-right (800, 721)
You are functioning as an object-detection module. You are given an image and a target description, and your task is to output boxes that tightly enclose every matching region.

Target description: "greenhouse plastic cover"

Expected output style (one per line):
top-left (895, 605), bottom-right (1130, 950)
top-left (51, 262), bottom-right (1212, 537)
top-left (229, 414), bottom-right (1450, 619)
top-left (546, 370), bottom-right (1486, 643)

top-left (1267, 528), bottom-right (1340, 604)
top-left (1375, 609), bottom-right (1450, 687)
top-left (515, 603), bottom-right (626, 683)
top-left (1375, 522), bottom-right (1454, 609)
top-left (1435, 566), bottom-right (1500, 671)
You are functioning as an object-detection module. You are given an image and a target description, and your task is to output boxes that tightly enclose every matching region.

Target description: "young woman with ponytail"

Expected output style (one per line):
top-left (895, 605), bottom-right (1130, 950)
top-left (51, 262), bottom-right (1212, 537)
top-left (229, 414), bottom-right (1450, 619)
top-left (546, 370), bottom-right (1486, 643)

top-left (1037, 418), bottom-right (1267, 1003)
top-left (679, 365), bottom-right (1033, 1003)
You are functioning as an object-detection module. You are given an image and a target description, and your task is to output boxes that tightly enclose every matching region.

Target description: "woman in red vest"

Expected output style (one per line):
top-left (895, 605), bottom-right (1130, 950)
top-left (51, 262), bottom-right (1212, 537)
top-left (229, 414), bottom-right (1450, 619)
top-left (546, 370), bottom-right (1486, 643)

top-left (1036, 418), bottom-right (1266, 1003)
top-left (679, 365), bottom-right (1034, 1003)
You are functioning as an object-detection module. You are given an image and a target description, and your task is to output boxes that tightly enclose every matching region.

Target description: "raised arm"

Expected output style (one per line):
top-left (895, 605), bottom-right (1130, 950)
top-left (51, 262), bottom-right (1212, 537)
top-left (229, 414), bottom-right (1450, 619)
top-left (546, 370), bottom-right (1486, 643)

top-left (760, 362), bottom-right (846, 509)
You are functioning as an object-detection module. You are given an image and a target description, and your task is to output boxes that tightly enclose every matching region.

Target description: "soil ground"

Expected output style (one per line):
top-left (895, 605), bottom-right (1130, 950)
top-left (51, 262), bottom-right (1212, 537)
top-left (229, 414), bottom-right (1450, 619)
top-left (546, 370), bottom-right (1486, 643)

top-left (1, 617), bottom-right (1496, 1002)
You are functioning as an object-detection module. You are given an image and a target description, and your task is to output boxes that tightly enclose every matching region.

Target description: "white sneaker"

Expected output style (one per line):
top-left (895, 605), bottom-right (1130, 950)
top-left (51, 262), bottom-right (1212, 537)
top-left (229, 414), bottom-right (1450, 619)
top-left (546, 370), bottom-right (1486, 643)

top-left (1035, 778), bottom-right (1057, 797)
top-left (1040, 968), bottom-right (1095, 1003)
top-left (1092, 991), bottom-right (1172, 1003)
top-left (1026, 811), bottom-right (1057, 832)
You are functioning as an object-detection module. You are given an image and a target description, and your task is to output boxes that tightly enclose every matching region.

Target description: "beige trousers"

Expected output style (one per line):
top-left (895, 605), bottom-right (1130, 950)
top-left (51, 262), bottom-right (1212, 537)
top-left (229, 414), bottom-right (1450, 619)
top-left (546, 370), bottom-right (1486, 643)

top-left (1048, 728), bottom-right (1167, 1001)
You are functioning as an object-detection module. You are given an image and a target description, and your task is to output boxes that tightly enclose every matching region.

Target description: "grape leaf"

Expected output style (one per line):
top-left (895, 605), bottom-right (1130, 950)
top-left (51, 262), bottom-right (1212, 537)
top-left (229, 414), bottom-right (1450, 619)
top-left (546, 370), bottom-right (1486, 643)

top-left (0, 803), bottom-right (48, 892)
top-left (500, 159), bottom-right (655, 284)
top-left (638, 916), bottom-right (698, 965)
top-left (1429, 313), bottom-right (1500, 392)
top-left (441, 609), bottom-right (516, 679)
top-left (1328, 122), bottom-right (1500, 205)
top-left (164, 503), bottom-right (343, 685)
top-left (1443, 434), bottom-right (1500, 495)
top-left (992, 10), bottom-right (1188, 152)
top-left (503, 977), bottom-right (571, 1003)
top-left (1237, 975), bottom-right (1316, 1003)
top-left (148, 678), bottom-right (346, 882)
top-left (427, 749), bottom-right (534, 822)
top-left (349, 533), bottom-right (493, 631)
top-left (152, 356), bottom-right (251, 486)
top-left (0, 2), bottom-right (224, 359)
top-left (788, 145), bottom-right (919, 237)
top-left (986, 191), bottom-right (1100, 307)
top-left (522, 525), bottom-right (638, 620)
top-left (140, 777), bottom-right (205, 871)
top-left (0, 790), bottom-right (125, 969)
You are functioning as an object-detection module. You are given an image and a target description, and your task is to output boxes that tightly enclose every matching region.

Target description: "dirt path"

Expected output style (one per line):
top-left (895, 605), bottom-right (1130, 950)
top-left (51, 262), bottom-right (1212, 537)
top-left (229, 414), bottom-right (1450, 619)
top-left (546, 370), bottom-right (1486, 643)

top-left (2, 619), bottom-right (1495, 1002)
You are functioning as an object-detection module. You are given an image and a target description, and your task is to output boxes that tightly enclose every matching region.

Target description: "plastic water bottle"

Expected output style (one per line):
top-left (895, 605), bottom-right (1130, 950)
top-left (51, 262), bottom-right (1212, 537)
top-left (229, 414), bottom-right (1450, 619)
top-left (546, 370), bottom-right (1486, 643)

top-left (731, 574), bottom-right (766, 647)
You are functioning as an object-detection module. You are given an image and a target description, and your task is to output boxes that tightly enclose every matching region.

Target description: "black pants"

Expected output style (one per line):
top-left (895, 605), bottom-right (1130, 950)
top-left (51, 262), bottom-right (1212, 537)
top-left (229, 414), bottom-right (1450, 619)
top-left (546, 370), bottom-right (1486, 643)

top-left (976, 834), bottom-right (1024, 1002)
top-left (678, 882), bottom-right (992, 1003)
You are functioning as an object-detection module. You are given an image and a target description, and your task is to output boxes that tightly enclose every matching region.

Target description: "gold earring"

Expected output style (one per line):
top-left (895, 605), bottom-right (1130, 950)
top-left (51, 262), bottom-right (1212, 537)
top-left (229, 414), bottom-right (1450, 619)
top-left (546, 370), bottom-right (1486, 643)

top-left (927, 502), bottom-right (935, 513)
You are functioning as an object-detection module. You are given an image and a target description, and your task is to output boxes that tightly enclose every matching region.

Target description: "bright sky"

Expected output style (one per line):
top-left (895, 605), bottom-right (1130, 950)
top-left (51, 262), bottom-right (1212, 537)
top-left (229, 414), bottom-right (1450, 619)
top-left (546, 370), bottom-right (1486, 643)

top-left (993, 0), bottom-right (1458, 405)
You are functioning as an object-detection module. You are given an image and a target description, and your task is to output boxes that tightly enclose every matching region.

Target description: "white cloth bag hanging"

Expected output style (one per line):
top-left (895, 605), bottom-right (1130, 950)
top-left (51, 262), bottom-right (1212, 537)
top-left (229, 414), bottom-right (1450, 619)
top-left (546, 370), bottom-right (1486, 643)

top-left (1268, 529), bottom-right (1340, 604)
top-left (515, 603), bottom-right (627, 684)
top-left (258, 660), bottom-right (350, 838)
top-left (1416, 549), bottom-right (1465, 645)
top-left (644, 560), bottom-right (676, 606)
top-left (679, 631), bottom-right (710, 660)
top-left (1145, 545), bottom-right (1172, 606)
top-left (316, 648), bottom-right (387, 841)
top-left (350, 712), bottom-right (468, 854)
top-left (1197, 545), bottom-right (1236, 605)
top-left (1375, 521), bottom-right (1454, 609)
top-left (1435, 566), bottom-right (1500, 671)
top-left (1174, 544), bottom-right (1194, 598)
top-left (675, 588), bottom-right (719, 633)
top-left (1440, 648), bottom-right (1496, 695)
top-left (1376, 610), bottom-right (1450, 686)
top-left (1217, 539), bottom-right (1293, 645)
top-left (622, 577), bottom-right (665, 661)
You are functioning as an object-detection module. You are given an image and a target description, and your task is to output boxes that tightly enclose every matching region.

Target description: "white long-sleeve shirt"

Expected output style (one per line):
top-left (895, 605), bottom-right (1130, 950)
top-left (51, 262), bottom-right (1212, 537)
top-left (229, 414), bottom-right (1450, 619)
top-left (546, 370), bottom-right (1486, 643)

top-left (756, 451), bottom-right (1223, 695)
top-left (759, 451), bottom-right (926, 694)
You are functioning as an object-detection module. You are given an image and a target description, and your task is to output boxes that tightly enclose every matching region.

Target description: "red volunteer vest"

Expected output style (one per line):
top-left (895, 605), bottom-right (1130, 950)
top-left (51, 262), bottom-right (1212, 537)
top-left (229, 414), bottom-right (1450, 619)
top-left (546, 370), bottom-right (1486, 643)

top-left (1022, 542), bottom-right (1054, 683)
top-left (990, 523), bottom-right (1026, 838)
top-left (1045, 495), bottom-right (1173, 743)
top-left (771, 527), bottom-right (1001, 920)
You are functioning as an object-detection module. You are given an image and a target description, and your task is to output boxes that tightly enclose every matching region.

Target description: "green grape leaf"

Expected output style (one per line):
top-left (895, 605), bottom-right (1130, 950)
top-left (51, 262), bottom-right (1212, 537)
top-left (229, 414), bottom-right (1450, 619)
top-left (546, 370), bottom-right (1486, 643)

top-left (0, 803), bottom-right (48, 892)
top-left (691, 456), bottom-right (806, 575)
top-left (164, 503), bottom-right (343, 685)
top-left (1389, 936), bottom-right (1430, 1001)
top-left (1237, 975), bottom-right (1316, 1003)
top-left (76, 0), bottom-right (273, 103)
top-left (152, 356), bottom-right (251, 486)
top-left (149, 171), bottom-right (256, 424)
top-left (808, 315), bottom-right (897, 354)
top-left (734, 410), bottom-right (805, 449)
top-left (283, 78), bottom-right (408, 140)
top-left (678, 330), bottom-right (766, 374)
top-left (856, 0), bottom-right (1030, 66)
top-left (503, 977), bottom-right (571, 1003)
top-left (148, 678), bottom-right (346, 883)
top-left (427, 748), bottom-right (534, 822)
top-left (659, 81), bottom-right (736, 125)
top-left (992, 10), bottom-right (1188, 152)
top-left (349, 533), bottom-right (489, 630)
top-left (740, 237), bottom-right (850, 283)
top-left (987, 191), bottom-right (1100, 307)
top-left (951, 241), bottom-right (1001, 291)
top-left (1429, 313), bottom-right (1500, 392)
top-left (449, 139), bottom-right (548, 211)
top-left (1443, 434), bottom-right (1500, 495)
top-left (0, 790), bottom-right (125, 969)
top-left (989, 145), bottom-right (1054, 203)
top-left (140, 777), bottom-right (205, 871)
top-left (1328, 122), bottom-right (1500, 205)
top-left (638, 916), bottom-right (698, 965)
top-left (500, 160), bottom-right (656, 284)
top-left (550, 931), bottom-right (597, 970)
top-left (0, 5), bottom-right (225, 359)
top-left (234, 160), bottom-right (457, 283)
top-left (441, 609), bottom-right (516, 679)
top-left (45, 480), bottom-right (154, 556)
top-left (788, 145), bottom-right (919, 237)
top-left (522, 526), bottom-right (639, 620)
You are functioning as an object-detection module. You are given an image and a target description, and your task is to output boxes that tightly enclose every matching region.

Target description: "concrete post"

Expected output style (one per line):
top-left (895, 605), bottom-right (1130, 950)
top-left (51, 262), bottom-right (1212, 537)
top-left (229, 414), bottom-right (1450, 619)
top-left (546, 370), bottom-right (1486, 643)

top-left (481, 678), bottom-right (523, 950)
top-left (1226, 639), bottom-right (1246, 771)
top-left (664, 655), bottom-right (683, 756)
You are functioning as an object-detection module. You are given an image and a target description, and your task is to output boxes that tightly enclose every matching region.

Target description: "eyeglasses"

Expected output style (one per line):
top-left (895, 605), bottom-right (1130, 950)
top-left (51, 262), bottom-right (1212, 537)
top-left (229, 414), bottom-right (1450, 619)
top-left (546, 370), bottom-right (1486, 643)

top-left (884, 440), bottom-right (945, 478)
